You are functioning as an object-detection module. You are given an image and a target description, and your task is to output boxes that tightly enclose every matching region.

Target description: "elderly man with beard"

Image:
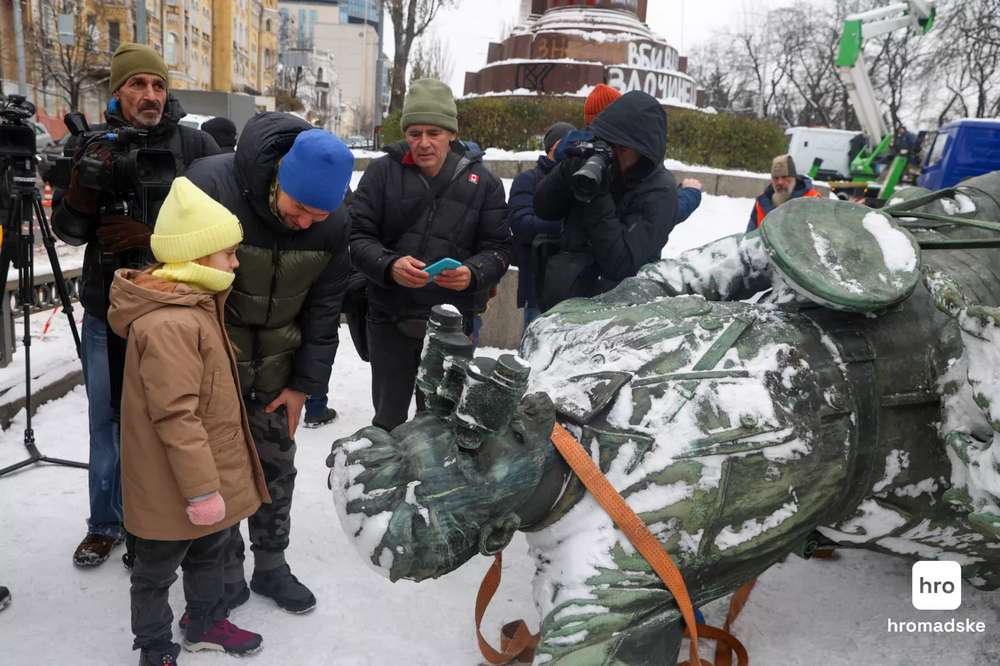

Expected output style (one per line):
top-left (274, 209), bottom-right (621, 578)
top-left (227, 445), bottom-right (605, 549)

top-left (746, 154), bottom-right (822, 231)
top-left (184, 113), bottom-right (353, 616)
top-left (53, 43), bottom-right (220, 568)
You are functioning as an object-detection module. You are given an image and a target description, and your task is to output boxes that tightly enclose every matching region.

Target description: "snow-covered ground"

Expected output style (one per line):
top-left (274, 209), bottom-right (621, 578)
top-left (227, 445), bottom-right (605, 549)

top-left (1, 193), bottom-right (998, 665)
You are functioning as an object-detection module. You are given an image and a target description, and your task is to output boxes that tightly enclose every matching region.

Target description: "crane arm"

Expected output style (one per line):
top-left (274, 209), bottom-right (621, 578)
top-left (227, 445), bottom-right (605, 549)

top-left (836, 1), bottom-right (936, 148)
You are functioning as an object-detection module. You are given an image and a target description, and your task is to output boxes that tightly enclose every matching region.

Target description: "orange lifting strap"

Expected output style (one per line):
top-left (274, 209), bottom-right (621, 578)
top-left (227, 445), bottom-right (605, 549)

top-left (475, 423), bottom-right (751, 666)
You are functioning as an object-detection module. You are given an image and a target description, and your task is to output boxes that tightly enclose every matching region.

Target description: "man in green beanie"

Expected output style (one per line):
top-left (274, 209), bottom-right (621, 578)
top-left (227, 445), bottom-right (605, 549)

top-left (53, 42), bottom-right (220, 570)
top-left (350, 78), bottom-right (511, 431)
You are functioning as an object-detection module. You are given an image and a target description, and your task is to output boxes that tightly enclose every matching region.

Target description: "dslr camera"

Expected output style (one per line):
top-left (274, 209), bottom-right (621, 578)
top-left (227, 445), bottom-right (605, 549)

top-left (54, 111), bottom-right (176, 249)
top-left (565, 138), bottom-right (614, 203)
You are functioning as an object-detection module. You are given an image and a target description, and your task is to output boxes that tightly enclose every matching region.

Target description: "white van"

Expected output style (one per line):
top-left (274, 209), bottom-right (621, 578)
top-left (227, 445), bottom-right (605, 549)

top-left (178, 113), bottom-right (215, 130)
top-left (785, 127), bottom-right (863, 180)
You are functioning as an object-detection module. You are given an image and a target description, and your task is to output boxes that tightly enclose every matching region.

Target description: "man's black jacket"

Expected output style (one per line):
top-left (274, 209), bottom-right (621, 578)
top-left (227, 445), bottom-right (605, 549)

top-left (51, 96), bottom-right (220, 319)
top-left (185, 112), bottom-right (351, 400)
top-left (349, 140), bottom-right (510, 321)
top-left (533, 91), bottom-right (678, 310)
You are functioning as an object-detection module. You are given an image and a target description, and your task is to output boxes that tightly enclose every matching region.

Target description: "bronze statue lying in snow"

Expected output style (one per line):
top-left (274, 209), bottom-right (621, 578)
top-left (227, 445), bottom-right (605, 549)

top-left (328, 180), bottom-right (1000, 664)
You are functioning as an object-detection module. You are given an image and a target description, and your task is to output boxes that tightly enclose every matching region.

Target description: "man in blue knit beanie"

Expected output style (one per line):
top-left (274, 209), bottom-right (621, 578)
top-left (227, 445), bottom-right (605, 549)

top-left (185, 112), bottom-right (354, 615)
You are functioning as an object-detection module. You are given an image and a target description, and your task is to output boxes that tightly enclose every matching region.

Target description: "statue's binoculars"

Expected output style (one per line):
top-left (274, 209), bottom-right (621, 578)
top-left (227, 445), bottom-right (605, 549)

top-left (416, 305), bottom-right (530, 450)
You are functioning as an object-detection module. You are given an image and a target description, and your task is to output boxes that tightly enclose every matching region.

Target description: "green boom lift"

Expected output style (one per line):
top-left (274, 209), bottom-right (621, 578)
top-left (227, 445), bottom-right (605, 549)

top-left (834, 0), bottom-right (935, 201)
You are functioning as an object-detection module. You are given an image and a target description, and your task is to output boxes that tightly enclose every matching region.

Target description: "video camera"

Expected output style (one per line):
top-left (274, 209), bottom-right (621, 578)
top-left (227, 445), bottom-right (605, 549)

top-left (0, 94), bottom-right (40, 203)
top-left (565, 138), bottom-right (614, 203)
top-left (57, 111), bottom-right (176, 228)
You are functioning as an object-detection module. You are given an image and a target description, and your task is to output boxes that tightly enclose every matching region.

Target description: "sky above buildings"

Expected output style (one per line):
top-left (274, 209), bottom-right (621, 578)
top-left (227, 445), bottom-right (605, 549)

top-left (388, 0), bottom-right (795, 95)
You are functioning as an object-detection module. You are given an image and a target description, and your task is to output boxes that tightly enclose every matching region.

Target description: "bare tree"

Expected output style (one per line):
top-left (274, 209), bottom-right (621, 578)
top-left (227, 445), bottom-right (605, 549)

top-left (28, 0), bottom-right (115, 112)
top-left (690, 0), bottom-right (1000, 132)
top-left (935, 0), bottom-right (1000, 119)
top-left (408, 33), bottom-right (453, 85)
top-left (386, 0), bottom-right (455, 114)
top-left (720, 12), bottom-right (794, 121)
top-left (705, 0), bottom-right (953, 133)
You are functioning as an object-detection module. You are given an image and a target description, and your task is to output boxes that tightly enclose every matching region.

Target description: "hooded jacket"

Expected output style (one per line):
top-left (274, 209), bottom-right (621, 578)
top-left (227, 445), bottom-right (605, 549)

top-left (184, 112), bottom-right (352, 401)
top-left (107, 269), bottom-right (269, 541)
top-left (349, 140), bottom-right (510, 321)
top-left (52, 95), bottom-right (221, 320)
top-left (509, 155), bottom-right (561, 308)
top-left (746, 176), bottom-right (821, 231)
top-left (532, 91), bottom-right (678, 310)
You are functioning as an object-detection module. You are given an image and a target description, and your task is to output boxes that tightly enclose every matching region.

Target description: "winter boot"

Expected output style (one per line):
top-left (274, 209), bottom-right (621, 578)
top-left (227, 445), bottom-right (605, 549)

top-left (178, 581), bottom-right (250, 629)
top-left (0, 586), bottom-right (10, 612)
top-left (73, 533), bottom-right (122, 567)
top-left (138, 642), bottom-right (180, 666)
top-left (304, 406), bottom-right (338, 428)
top-left (183, 618), bottom-right (262, 655)
top-left (250, 564), bottom-right (316, 613)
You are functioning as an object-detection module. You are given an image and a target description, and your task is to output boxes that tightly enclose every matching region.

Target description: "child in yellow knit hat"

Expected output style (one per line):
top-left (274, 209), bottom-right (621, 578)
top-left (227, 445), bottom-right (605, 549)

top-left (108, 177), bottom-right (271, 665)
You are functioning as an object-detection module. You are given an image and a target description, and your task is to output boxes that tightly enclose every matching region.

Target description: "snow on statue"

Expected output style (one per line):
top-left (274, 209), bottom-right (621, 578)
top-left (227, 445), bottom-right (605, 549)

top-left (328, 173), bottom-right (1000, 664)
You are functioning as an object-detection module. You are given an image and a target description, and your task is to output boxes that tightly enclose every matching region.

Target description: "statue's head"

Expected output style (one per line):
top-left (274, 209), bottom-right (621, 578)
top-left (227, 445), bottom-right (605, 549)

top-left (328, 389), bottom-right (558, 582)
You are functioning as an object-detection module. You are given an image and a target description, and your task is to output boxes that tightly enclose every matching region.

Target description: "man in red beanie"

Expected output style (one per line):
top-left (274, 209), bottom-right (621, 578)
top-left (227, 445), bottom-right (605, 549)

top-left (584, 84), bottom-right (622, 126)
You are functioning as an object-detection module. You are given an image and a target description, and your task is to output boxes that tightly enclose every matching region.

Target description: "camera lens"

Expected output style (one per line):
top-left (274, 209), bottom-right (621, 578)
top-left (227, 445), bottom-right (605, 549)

top-left (571, 154), bottom-right (608, 202)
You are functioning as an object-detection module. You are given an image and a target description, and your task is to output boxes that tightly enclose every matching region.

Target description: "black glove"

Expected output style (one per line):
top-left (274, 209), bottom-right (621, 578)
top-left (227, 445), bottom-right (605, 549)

top-left (63, 165), bottom-right (99, 216)
top-left (96, 215), bottom-right (152, 253)
top-left (63, 142), bottom-right (113, 216)
top-left (556, 156), bottom-right (586, 186)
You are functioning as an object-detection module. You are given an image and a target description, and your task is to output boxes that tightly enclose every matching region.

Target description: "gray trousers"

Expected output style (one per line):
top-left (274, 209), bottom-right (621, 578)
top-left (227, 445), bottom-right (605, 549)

top-left (130, 528), bottom-right (229, 651)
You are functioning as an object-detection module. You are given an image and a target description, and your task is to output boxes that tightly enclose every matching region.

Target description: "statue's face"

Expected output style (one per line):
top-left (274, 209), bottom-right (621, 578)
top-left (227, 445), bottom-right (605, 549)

top-left (329, 393), bottom-right (557, 582)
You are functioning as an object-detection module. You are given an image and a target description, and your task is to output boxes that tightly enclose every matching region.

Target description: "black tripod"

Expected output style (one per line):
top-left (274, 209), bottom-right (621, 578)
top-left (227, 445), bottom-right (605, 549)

top-left (0, 177), bottom-right (86, 476)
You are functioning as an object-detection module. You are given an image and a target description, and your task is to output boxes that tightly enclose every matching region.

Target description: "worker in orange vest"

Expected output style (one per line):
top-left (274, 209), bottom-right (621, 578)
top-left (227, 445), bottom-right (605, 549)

top-left (747, 154), bottom-right (821, 231)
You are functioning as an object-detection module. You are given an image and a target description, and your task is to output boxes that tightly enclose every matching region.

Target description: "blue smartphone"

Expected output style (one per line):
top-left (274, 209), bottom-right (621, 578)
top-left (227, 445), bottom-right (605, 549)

top-left (424, 257), bottom-right (462, 277)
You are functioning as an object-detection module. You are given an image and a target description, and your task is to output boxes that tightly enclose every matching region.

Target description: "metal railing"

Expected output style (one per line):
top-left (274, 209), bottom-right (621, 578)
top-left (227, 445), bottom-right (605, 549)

top-left (0, 267), bottom-right (83, 368)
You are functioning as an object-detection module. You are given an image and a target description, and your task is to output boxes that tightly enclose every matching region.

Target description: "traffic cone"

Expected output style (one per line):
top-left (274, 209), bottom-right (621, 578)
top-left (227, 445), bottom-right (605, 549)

top-left (42, 183), bottom-right (53, 209)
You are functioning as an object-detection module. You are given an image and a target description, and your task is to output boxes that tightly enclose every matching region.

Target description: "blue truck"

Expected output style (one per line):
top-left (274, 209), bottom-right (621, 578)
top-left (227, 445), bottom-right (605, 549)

top-left (917, 119), bottom-right (1000, 190)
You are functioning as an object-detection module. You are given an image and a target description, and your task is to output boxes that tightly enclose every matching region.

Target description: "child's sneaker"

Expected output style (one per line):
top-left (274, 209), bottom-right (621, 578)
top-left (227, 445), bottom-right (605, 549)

top-left (183, 618), bottom-right (262, 655)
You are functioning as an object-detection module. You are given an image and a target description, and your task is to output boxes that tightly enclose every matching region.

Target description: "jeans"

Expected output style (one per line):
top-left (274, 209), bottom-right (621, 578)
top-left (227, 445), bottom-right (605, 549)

top-left (522, 306), bottom-right (541, 334)
top-left (471, 315), bottom-right (483, 348)
top-left (81, 312), bottom-right (123, 540)
top-left (304, 393), bottom-right (327, 419)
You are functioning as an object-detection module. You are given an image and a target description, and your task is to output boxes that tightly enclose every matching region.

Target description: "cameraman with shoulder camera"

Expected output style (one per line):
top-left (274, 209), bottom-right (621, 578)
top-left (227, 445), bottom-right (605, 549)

top-left (533, 90), bottom-right (678, 312)
top-left (52, 43), bottom-right (220, 568)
